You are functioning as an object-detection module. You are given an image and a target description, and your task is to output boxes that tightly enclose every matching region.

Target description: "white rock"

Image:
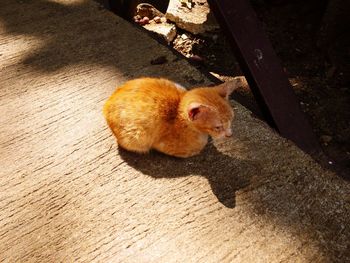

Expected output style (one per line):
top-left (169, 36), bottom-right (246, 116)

top-left (143, 22), bottom-right (177, 43)
top-left (181, 33), bottom-right (188, 39)
top-left (166, 0), bottom-right (219, 34)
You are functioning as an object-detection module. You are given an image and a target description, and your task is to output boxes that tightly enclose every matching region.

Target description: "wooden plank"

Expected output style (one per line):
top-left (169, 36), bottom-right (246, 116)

top-left (208, 0), bottom-right (321, 155)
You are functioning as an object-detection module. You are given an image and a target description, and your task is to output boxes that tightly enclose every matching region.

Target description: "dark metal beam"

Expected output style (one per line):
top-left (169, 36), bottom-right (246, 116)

top-left (208, 0), bottom-right (321, 155)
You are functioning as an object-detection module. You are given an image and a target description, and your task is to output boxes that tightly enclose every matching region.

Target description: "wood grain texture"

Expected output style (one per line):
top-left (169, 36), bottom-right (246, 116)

top-left (0, 1), bottom-right (349, 262)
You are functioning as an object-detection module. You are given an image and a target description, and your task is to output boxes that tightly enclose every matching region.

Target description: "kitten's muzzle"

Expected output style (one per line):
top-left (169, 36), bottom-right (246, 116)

top-left (225, 128), bottom-right (233, 137)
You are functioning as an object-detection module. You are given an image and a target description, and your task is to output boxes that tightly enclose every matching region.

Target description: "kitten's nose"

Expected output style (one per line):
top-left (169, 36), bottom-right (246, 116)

top-left (225, 129), bottom-right (233, 137)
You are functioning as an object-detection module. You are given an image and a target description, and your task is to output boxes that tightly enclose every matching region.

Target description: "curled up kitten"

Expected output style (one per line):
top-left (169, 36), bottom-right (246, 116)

top-left (103, 77), bottom-right (243, 158)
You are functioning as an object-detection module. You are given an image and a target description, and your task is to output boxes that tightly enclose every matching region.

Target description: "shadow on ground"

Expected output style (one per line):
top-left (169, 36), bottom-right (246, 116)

top-left (0, 0), bottom-right (161, 74)
top-left (119, 143), bottom-right (254, 208)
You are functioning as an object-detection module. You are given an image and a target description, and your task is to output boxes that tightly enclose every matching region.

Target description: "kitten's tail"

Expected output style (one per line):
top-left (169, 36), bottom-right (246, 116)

top-left (216, 76), bottom-right (248, 99)
top-left (232, 76), bottom-right (249, 89)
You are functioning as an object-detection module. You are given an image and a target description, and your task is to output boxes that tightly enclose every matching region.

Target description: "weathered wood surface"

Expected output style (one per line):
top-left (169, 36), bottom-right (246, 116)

top-left (0, 1), bottom-right (349, 262)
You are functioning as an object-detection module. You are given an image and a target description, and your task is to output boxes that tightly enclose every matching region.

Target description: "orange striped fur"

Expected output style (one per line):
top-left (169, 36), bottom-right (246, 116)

top-left (103, 78), bottom-right (239, 158)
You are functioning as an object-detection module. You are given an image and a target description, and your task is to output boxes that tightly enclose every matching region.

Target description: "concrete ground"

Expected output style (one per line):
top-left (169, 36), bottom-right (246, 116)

top-left (0, 0), bottom-right (349, 262)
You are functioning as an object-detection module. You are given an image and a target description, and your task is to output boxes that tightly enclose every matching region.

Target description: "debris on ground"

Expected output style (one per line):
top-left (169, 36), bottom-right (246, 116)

top-left (134, 3), bottom-right (176, 43)
top-left (172, 33), bottom-right (202, 57)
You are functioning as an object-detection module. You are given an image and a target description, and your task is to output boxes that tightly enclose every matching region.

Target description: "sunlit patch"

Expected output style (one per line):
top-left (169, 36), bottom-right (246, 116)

top-left (0, 37), bottom-right (43, 68)
top-left (46, 0), bottom-right (86, 6)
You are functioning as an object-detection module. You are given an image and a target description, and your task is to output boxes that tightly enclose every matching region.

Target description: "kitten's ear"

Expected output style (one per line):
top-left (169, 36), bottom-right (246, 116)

top-left (216, 77), bottom-right (247, 99)
top-left (188, 103), bottom-right (210, 121)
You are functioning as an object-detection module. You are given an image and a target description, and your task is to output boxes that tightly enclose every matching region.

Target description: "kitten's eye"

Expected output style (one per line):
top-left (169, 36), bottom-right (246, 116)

top-left (214, 126), bottom-right (223, 132)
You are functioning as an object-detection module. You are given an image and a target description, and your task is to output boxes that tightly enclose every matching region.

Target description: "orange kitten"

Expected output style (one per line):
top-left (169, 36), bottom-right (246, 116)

top-left (103, 77), bottom-right (241, 158)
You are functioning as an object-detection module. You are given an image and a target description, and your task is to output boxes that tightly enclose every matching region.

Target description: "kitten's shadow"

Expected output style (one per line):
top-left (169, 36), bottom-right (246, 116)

top-left (118, 143), bottom-right (256, 208)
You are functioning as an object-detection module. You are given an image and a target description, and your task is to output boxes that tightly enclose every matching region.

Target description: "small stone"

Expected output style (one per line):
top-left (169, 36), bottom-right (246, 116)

top-left (137, 16), bottom-right (150, 25)
top-left (143, 22), bottom-right (177, 43)
top-left (133, 15), bottom-right (141, 22)
top-left (142, 16), bottom-right (150, 24)
top-left (181, 33), bottom-right (188, 40)
top-left (153, 16), bottom-right (161, 23)
top-left (136, 3), bottom-right (163, 19)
